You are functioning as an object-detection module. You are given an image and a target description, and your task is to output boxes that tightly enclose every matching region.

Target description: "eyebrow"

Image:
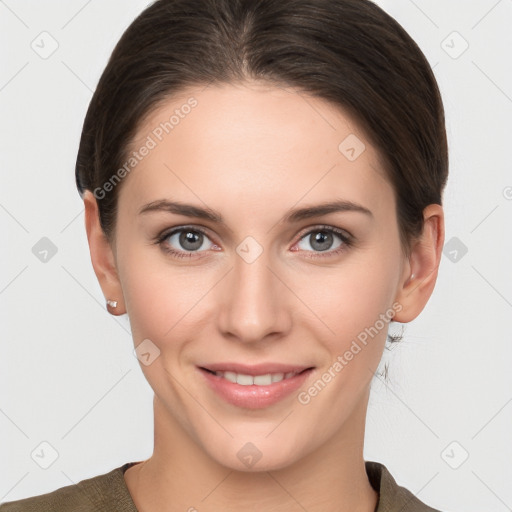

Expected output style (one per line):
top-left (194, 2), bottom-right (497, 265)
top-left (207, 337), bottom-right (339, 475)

top-left (138, 198), bottom-right (373, 225)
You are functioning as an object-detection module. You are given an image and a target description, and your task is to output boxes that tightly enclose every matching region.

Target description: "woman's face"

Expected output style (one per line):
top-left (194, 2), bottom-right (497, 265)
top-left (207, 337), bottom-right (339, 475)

top-left (104, 81), bottom-right (415, 471)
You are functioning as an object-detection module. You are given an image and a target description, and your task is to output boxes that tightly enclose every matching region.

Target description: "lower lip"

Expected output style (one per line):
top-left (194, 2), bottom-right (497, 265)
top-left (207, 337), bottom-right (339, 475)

top-left (198, 367), bottom-right (314, 409)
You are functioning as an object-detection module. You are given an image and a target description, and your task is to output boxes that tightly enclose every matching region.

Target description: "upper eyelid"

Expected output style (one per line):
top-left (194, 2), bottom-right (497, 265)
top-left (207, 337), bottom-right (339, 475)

top-left (297, 224), bottom-right (351, 239)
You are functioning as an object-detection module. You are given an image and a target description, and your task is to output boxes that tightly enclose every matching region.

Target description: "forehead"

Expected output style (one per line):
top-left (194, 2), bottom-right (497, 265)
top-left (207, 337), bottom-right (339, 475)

top-left (119, 81), bottom-right (393, 220)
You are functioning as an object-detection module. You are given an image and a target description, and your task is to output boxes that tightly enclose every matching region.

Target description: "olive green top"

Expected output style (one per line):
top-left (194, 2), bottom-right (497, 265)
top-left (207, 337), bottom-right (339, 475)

top-left (0, 461), bottom-right (442, 511)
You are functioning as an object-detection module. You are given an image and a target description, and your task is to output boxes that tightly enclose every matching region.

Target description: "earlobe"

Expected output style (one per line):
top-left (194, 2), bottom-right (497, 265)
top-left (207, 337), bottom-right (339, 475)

top-left (392, 204), bottom-right (445, 323)
top-left (83, 190), bottom-right (126, 315)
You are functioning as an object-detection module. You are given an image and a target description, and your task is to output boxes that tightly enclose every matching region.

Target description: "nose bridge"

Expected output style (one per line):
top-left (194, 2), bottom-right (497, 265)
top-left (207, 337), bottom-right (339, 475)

top-left (218, 239), bottom-right (290, 342)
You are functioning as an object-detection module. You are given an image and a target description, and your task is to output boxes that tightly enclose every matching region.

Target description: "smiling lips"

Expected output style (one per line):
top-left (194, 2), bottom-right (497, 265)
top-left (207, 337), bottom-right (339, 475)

top-left (210, 370), bottom-right (301, 386)
top-left (201, 362), bottom-right (311, 385)
top-left (198, 362), bottom-right (314, 409)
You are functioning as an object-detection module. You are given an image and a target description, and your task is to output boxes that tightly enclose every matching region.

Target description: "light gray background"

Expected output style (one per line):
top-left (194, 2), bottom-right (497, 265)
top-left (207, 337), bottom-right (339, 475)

top-left (1, 1), bottom-right (511, 511)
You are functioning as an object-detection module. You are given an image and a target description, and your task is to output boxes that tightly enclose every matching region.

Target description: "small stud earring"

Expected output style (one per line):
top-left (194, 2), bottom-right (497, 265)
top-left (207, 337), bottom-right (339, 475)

top-left (106, 300), bottom-right (118, 308)
top-left (410, 274), bottom-right (415, 280)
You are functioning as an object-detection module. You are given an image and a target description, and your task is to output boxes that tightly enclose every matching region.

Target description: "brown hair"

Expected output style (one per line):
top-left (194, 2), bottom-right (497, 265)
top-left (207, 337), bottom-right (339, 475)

top-left (76, 0), bottom-right (448, 256)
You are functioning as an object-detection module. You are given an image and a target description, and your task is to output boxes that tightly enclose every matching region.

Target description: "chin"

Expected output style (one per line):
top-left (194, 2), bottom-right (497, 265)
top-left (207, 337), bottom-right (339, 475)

top-left (203, 433), bottom-right (308, 473)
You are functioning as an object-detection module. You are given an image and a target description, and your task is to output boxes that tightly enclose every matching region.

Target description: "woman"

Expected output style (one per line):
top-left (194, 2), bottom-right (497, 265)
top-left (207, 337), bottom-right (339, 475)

top-left (1, 0), bottom-right (447, 510)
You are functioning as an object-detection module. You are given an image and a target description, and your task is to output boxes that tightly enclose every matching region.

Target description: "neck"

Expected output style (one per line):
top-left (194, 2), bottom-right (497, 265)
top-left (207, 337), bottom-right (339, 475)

top-left (125, 389), bottom-right (378, 512)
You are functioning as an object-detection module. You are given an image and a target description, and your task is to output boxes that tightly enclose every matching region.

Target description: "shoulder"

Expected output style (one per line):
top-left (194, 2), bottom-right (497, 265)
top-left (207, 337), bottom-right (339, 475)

top-left (0, 463), bottom-right (138, 512)
top-left (366, 460), bottom-right (444, 512)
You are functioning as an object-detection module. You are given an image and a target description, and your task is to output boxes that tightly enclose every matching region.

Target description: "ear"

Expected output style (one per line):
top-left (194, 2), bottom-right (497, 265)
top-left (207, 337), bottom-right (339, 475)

top-left (83, 190), bottom-right (125, 315)
top-left (393, 203), bottom-right (445, 323)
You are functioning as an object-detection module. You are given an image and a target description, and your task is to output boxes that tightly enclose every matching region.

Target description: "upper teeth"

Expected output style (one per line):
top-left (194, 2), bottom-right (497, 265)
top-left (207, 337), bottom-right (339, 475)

top-left (214, 371), bottom-right (298, 386)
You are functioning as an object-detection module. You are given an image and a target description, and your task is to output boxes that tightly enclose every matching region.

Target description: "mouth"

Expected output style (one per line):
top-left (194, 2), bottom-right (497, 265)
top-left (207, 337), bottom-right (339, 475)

top-left (200, 367), bottom-right (311, 386)
top-left (197, 364), bottom-right (315, 409)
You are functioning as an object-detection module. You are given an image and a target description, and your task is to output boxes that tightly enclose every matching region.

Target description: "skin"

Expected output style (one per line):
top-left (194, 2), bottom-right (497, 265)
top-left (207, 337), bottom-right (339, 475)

top-left (83, 80), bottom-right (444, 511)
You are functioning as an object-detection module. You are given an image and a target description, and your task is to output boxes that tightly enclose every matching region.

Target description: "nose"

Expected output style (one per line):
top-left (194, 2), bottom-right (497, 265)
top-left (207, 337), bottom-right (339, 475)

top-left (217, 248), bottom-right (292, 344)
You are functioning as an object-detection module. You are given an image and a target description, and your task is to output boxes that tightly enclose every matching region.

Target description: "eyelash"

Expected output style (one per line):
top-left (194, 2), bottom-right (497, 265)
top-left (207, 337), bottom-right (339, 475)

top-left (154, 224), bottom-right (353, 260)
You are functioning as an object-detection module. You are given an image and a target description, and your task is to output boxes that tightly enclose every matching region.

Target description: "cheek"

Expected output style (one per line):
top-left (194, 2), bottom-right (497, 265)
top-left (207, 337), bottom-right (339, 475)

top-left (306, 253), bottom-right (399, 373)
top-left (117, 243), bottom-right (219, 365)
top-left (123, 265), bottom-right (204, 339)
top-left (311, 257), bottom-right (397, 333)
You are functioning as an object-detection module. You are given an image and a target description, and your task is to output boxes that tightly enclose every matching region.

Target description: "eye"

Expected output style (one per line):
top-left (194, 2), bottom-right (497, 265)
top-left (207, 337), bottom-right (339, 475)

top-left (157, 226), bottom-right (218, 259)
top-left (155, 224), bottom-right (352, 260)
top-left (293, 225), bottom-right (352, 258)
